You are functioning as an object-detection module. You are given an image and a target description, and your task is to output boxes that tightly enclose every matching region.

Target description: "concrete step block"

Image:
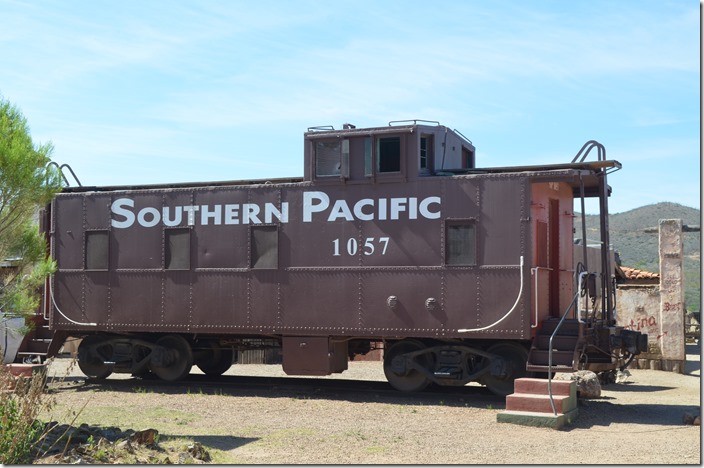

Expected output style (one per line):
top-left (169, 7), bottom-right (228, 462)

top-left (506, 392), bottom-right (577, 414)
top-left (5, 363), bottom-right (47, 378)
top-left (2, 363), bottom-right (47, 391)
top-left (514, 377), bottom-right (576, 398)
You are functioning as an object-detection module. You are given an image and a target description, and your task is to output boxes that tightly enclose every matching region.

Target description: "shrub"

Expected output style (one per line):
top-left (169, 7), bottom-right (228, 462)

top-left (0, 363), bottom-right (51, 464)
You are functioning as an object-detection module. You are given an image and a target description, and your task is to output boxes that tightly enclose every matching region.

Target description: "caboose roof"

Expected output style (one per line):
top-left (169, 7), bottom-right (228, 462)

top-left (58, 120), bottom-right (617, 196)
top-left (58, 162), bottom-right (616, 198)
top-left (304, 120), bottom-right (474, 149)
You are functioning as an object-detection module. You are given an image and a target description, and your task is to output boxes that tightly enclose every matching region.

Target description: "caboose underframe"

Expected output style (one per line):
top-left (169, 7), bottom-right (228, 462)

top-left (37, 121), bottom-right (647, 395)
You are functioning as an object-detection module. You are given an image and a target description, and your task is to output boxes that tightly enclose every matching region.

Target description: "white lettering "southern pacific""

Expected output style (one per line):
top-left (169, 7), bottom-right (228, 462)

top-left (302, 192), bottom-right (440, 222)
top-left (110, 192), bottom-right (441, 229)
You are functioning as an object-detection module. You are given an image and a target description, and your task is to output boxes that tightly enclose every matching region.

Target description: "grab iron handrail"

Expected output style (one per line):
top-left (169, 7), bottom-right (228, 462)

top-left (547, 271), bottom-right (589, 415)
top-left (571, 140), bottom-right (605, 163)
top-left (47, 162), bottom-right (82, 187)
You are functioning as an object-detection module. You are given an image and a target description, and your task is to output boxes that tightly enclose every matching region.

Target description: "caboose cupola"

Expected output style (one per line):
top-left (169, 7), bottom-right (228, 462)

top-left (304, 119), bottom-right (476, 183)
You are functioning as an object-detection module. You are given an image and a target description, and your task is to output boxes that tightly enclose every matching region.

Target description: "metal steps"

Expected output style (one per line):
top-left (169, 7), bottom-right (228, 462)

top-left (527, 318), bottom-right (581, 373)
top-left (533, 334), bottom-right (579, 350)
top-left (14, 319), bottom-right (52, 363)
top-left (537, 317), bottom-right (581, 336)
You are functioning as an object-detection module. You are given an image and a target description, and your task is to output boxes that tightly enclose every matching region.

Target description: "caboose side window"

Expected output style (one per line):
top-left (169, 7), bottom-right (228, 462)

top-left (377, 137), bottom-right (401, 173)
top-left (251, 225), bottom-right (278, 269)
top-left (165, 228), bottom-right (191, 270)
top-left (315, 140), bottom-right (349, 177)
top-left (420, 134), bottom-right (434, 172)
top-left (85, 230), bottom-right (109, 270)
top-left (364, 137), bottom-right (372, 176)
top-left (445, 221), bottom-right (476, 265)
top-left (462, 146), bottom-right (475, 168)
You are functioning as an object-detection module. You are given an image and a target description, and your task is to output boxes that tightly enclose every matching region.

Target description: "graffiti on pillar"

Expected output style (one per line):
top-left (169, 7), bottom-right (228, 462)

top-left (624, 315), bottom-right (658, 332)
top-left (663, 301), bottom-right (682, 313)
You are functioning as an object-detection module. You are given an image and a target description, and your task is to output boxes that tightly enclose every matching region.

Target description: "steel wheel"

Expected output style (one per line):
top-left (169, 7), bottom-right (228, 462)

top-left (195, 343), bottom-right (234, 376)
top-left (149, 335), bottom-right (193, 382)
top-left (384, 340), bottom-right (432, 392)
top-left (77, 335), bottom-right (114, 379)
top-left (480, 342), bottom-right (530, 396)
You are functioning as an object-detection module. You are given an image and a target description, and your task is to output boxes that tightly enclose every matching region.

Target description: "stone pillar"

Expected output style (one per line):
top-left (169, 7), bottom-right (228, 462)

top-left (657, 219), bottom-right (685, 372)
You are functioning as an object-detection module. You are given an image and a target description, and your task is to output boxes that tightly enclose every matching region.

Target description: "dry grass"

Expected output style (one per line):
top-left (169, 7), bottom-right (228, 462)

top-left (0, 361), bottom-right (53, 464)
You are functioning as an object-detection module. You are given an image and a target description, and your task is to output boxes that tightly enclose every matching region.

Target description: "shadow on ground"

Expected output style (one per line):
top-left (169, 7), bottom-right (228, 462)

top-left (164, 434), bottom-right (259, 452)
top-left (569, 400), bottom-right (700, 430)
top-left (46, 372), bottom-right (507, 411)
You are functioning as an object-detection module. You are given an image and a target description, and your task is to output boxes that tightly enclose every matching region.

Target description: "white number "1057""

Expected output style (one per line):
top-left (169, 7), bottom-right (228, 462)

top-left (332, 237), bottom-right (390, 256)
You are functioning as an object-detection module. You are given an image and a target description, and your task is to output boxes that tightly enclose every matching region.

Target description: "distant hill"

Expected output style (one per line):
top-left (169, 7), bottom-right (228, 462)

top-left (606, 202), bottom-right (700, 232)
top-left (575, 202), bottom-right (700, 311)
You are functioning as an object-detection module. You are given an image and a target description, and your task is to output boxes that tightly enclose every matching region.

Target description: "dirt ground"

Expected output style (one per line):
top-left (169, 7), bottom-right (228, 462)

top-left (40, 342), bottom-right (701, 464)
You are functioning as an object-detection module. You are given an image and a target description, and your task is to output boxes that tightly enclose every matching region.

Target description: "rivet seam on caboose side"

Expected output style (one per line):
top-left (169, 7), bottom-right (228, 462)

top-left (285, 266), bottom-right (448, 272)
top-left (440, 178), bottom-right (447, 336)
top-left (276, 281), bottom-right (282, 333)
top-left (188, 192), bottom-right (195, 332)
top-left (357, 269), bottom-right (363, 330)
top-left (49, 321), bottom-right (523, 336)
top-left (520, 179), bottom-right (527, 339)
top-left (357, 219), bottom-right (364, 330)
top-left (476, 178), bottom-right (483, 330)
top-left (276, 189), bottom-right (283, 333)
top-left (246, 274), bottom-right (252, 329)
top-left (246, 189), bottom-right (253, 329)
top-left (160, 194), bottom-right (167, 327)
top-left (107, 194), bottom-right (113, 331)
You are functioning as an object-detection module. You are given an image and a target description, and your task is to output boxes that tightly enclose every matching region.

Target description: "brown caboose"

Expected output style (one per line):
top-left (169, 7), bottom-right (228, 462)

top-left (27, 120), bottom-right (646, 395)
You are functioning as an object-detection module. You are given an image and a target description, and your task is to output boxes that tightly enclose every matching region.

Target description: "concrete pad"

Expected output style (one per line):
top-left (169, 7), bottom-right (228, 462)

top-left (497, 408), bottom-right (579, 429)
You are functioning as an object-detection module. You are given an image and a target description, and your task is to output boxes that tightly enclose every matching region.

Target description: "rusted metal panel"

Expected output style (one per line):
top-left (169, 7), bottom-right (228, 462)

top-left (111, 193), bottom-right (163, 270)
top-left (52, 273), bottom-right (83, 328)
top-left (192, 187), bottom-right (249, 269)
top-left (108, 273), bottom-right (161, 328)
top-left (476, 268), bottom-right (528, 337)
top-left (476, 177), bottom-right (527, 266)
top-left (249, 270), bottom-right (280, 329)
top-left (84, 194), bottom-right (112, 229)
top-left (83, 272), bottom-right (110, 326)
top-left (442, 269), bottom-right (480, 331)
top-left (282, 271), bottom-right (359, 332)
top-left (53, 196), bottom-right (84, 270)
top-left (360, 270), bottom-right (443, 334)
top-left (164, 270), bottom-right (193, 328)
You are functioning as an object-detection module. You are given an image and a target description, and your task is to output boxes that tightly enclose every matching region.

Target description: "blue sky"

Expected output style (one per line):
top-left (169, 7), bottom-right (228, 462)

top-left (1, 0), bottom-right (699, 214)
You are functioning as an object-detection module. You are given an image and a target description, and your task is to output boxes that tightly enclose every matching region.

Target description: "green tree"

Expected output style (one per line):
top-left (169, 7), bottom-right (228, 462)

top-left (0, 96), bottom-right (61, 320)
